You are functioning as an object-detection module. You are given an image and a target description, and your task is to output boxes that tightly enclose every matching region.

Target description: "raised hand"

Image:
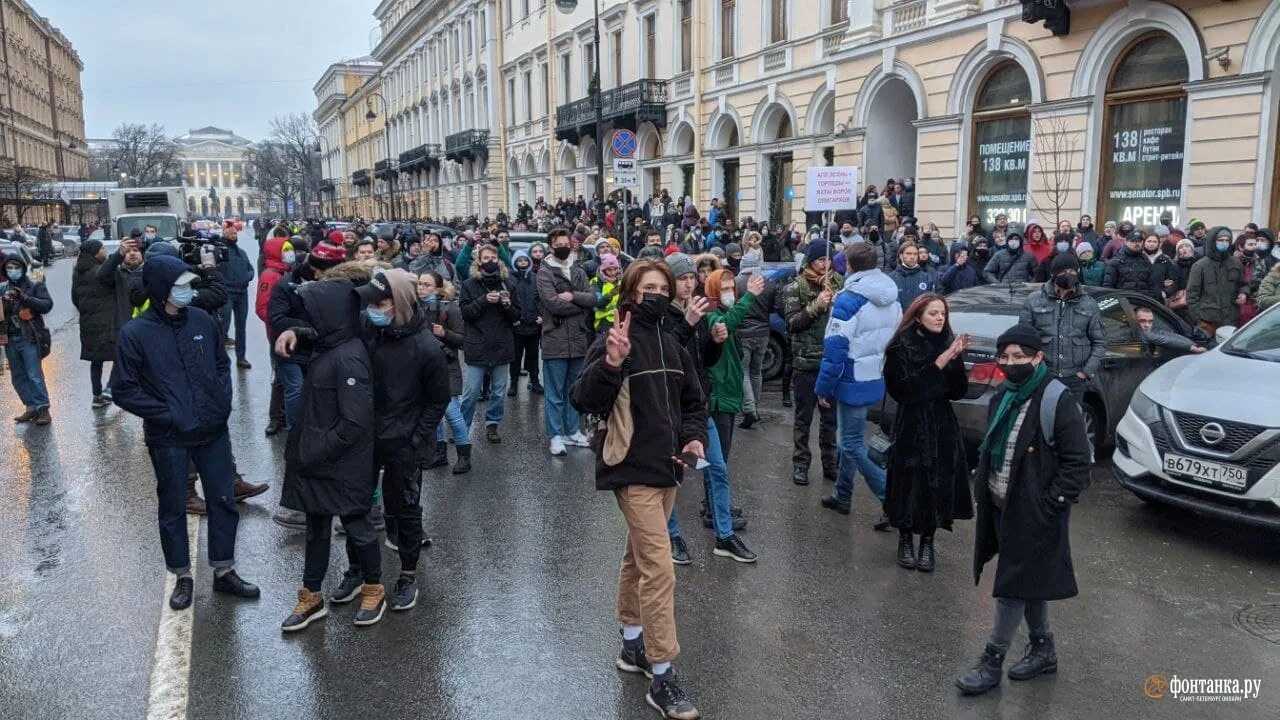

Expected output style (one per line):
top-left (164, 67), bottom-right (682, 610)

top-left (711, 321), bottom-right (728, 344)
top-left (684, 296), bottom-right (710, 327)
top-left (747, 273), bottom-right (765, 296)
top-left (605, 310), bottom-right (632, 368)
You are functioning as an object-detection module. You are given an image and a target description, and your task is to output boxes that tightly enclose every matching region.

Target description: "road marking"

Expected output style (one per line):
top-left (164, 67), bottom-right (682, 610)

top-left (145, 517), bottom-right (199, 720)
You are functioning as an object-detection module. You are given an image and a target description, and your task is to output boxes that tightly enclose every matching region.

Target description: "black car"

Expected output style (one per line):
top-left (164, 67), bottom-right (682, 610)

top-left (872, 283), bottom-right (1209, 452)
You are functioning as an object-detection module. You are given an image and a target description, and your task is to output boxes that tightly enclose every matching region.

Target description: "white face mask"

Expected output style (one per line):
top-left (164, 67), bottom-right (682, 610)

top-left (720, 291), bottom-right (735, 307)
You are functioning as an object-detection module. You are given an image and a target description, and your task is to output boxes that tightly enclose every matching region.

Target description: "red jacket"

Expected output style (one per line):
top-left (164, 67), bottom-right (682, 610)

top-left (1025, 223), bottom-right (1052, 265)
top-left (256, 237), bottom-right (291, 339)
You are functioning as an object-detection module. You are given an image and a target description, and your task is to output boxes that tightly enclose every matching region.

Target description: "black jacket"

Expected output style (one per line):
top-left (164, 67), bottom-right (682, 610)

top-left (281, 280), bottom-right (376, 516)
top-left (459, 269), bottom-right (519, 366)
top-left (268, 268), bottom-right (315, 367)
top-left (883, 327), bottom-right (972, 533)
top-left (666, 302), bottom-right (723, 400)
top-left (1, 256), bottom-right (52, 343)
top-left (972, 381), bottom-right (1092, 601)
top-left (571, 309), bottom-right (708, 491)
top-left (734, 273), bottom-right (782, 340)
top-left (510, 264), bottom-right (542, 337)
top-left (366, 306), bottom-right (450, 449)
top-left (95, 250), bottom-right (144, 332)
top-left (421, 297), bottom-right (464, 395)
top-left (71, 253), bottom-right (117, 362)
top-left (1103, 247), bottom-right (1163, 300)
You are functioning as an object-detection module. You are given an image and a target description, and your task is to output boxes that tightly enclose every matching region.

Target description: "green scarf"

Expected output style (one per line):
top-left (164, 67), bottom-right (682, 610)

top-left (979, 362), bottom-right (1050, 470)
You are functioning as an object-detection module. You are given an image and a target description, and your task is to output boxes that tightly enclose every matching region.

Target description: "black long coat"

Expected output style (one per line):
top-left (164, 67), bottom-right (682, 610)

top-left (882, 326), bottom-right (972, 534)
top-left (972, 381), bottom-right (1092, 601)
top-left (71, 254), bottom-right (117, 361)
top-left (280, 280), bottom-right (376, 517)
top-left (458, 270), bottom-right (519, 366)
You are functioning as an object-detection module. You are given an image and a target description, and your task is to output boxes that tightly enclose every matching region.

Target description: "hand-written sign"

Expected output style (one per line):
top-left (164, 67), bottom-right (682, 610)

top-left (805, 166), bottom-right (859, 211)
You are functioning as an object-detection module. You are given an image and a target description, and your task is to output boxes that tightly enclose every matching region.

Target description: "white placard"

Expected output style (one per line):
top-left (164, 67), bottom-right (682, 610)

top-left (805, 166), bottom-right (859, 211)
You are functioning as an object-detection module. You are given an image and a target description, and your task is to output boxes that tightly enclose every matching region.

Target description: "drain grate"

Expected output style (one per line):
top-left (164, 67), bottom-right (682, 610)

top-left (1233, 604), bottom-right (1280, 644)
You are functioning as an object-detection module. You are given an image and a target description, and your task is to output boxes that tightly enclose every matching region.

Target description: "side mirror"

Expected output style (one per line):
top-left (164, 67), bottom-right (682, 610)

top-left (1215, 326), bottom-right (1237, 345)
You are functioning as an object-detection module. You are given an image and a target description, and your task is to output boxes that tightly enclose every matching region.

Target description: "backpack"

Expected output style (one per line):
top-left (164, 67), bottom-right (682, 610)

top-left (1039, 379), bottom-right (1068, 447)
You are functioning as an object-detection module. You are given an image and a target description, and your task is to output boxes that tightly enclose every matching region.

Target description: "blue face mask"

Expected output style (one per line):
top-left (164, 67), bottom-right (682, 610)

top-left (1216, 241), bottom-right (1231, 253)
top-left (365, 307), bottom-right (392, 327)
top-left (6, 268), bottom-right (22, 281)
top-left (420, 293), bottom-right (437, 303)
top-left (169, 283), bottom-right (194, 308)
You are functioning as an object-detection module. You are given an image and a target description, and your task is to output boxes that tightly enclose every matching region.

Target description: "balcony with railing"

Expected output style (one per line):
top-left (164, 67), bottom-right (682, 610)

top-left (352, 169), bottom-right (371, 186)
top-left (318, 179), bottom-right (336, 193)
top-left (398, 143), bottom-right (441, 172)
top-left (444, 129), bottom-right (490, 161)
top-left (375, 158), bottom-right (398, 180)
top-left (555, 79), bottom-right (669, 143)
top-left (885, 0), bottom-right (928, 34)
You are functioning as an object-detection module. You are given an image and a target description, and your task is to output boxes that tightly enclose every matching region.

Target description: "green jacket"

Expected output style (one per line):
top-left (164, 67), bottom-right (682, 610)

top-left (1080, 258), bottom-right (1106, 286)
top-left (454, 242), bottom-right (512, 281)
top-left (705, 292), bottom-right (757, 414)
top-left (1259, 266), bottom-right (1280, 310)
top-left (784, 272), bottom-right (841, 372)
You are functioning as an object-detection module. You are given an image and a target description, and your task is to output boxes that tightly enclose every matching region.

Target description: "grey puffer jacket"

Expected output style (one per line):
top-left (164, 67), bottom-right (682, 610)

top-left (983, 246), bottom-right (1039, 285)
top-left (1019, 283), bottom-right (1107, 379)
top-left (536, 256), bottom-right (596, 359)
top-left (1187, 228), bottom-right (1247, 327)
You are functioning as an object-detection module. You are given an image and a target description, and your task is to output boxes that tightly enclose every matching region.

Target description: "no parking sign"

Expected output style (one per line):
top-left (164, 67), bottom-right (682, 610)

top-left (612, 129), bottom-right (637, 159)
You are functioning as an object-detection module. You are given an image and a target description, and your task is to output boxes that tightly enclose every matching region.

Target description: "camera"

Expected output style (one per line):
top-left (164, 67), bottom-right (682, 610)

top-left (178, 232), bottom-right (229, 266)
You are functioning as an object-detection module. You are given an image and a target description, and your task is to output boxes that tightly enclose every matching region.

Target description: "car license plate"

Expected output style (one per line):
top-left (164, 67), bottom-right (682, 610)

top-left (1162, 453), bottom-right (1248, 489)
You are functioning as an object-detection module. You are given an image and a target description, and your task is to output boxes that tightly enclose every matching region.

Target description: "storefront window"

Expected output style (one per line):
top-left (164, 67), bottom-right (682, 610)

top-left (1099, 33), bottom-right (1189, 228)
top-left (970, 62), bottom-right (1031, 226)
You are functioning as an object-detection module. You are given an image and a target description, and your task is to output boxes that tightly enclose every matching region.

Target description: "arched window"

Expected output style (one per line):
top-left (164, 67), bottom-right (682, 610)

top-left (970, 61), bottom-right (1031, 226)
top-left (1099, 32), bottom-right (1189, 227)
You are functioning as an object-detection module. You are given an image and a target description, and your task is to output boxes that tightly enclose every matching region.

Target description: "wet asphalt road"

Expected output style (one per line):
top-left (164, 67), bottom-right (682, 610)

top-left (2, 250), bottom-right (1279, 720)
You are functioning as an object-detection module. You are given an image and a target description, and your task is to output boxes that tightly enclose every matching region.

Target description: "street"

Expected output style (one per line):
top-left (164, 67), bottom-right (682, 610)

top-left (2, 251), bottom-right (1279, 720)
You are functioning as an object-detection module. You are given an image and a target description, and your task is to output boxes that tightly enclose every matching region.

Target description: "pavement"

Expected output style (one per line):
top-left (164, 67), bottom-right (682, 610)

top-left (2, 248), bottom-right (1279, 720)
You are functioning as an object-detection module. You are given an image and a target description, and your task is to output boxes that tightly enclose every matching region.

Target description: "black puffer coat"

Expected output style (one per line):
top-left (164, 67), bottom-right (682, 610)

top-left (71, 253), bottom-right (117, 361)
top-left (422, 297), bottom-right (464, 396)
top-left (1103, 246), bottom-right (1162, 299)
top-left (281, 280), bottom-right (376, 517)
top-left (882, 325), bottom-right (972, 534)
top-left (366, 305), bottom-right (450, 448)
top-left (972, 380), bottom-right (1092, 601)
top-left (459, 265), bottom-right (519, 366)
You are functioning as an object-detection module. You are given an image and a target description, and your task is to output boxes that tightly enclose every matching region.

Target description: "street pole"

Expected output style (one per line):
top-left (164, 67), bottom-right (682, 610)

top-left (367, 92), bottom-right (396, 220)
top-left (592, 0), bottom-right (604, 220)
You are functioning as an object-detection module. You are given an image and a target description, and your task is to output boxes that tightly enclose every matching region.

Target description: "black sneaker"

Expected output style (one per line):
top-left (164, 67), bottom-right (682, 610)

top-left (91, 395), bottom-right (110, 409)
top-left (670, 536), bottom-right (691, 566)
top-left (616, 635), bottom-right (653, 678)
top-left (529, 381), bottom-right (544, 394)
top-left (169, 576), bottom-right (194, 610)
top-left (821, 495), bottom-right (851, 514)
top-left (738, 412), bottom-right (757, 429)
top-left (486, 425), bottom-right (501, 443)
top-left (281, 589), bottom-right (327, 632)
top-left (389, 575), bottom-right (418, 611)
top-left (330, 571), bottom-right (362, 604)
top-left (647, 671), bottom-right (700, 719)
top-left (873, 512), bottom-right (891, 532)
top-left (713, 534), bottom-right (757, 563)
top-left (212, 570), bottom-right (260, 598)
top-left (792, 467), bottom-right (809, 485)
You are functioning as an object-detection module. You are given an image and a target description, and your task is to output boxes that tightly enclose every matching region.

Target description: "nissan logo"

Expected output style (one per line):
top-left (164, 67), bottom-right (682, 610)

top-left (1199, 422), bottom-right (1227, 445)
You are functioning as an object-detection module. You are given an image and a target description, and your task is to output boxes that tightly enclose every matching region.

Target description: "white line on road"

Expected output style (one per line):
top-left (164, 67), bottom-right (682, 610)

top-left (145, 517), bottom-right (199, 720)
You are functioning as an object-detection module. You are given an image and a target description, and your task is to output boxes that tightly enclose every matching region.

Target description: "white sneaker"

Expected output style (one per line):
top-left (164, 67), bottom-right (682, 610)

top-left (565, 431), bottom-right (591, 448)
top-left (549, 435), bottom-right (567, 456)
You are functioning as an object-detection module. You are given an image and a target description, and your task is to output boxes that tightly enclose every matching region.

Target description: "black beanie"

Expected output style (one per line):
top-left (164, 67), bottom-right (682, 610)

top-left (997, 323), bottom-right (1043, 354)
top-left (1049, 253), bottom-right (1081, 276)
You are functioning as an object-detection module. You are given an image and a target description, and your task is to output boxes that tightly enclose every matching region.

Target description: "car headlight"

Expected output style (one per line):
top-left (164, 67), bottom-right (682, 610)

top-left (1130, 387), bottom-right (1161, 424)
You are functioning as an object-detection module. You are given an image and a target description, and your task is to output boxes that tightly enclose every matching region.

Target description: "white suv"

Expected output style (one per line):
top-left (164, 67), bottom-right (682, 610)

top-left (1113, 304), bottom-right (1280, 531)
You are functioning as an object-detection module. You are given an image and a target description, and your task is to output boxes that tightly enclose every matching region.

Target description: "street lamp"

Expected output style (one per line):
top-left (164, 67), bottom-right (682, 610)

top-left (555, 0), bottom-right (605, 217)
top-left (364, 92), bottom-right (397, 220)
top-left (314, 136), bottom-right (331, 218)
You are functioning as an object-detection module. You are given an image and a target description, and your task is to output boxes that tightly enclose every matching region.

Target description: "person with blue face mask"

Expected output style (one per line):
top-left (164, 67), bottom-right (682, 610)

top-left (1187, 226), bottom-right (1250, 336)
top-left (110, 254), bottom-right (259, 612)
top-left (2, 253), bottom-right (54, 425)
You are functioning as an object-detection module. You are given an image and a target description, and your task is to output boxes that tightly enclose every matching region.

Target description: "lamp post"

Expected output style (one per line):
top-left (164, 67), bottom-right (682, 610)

top-left (314, 136), bottom-right (331, 218)
top-left (555, 0), bottom-right (605, 218)
top-left (365, 92), bottom-right (397, 220)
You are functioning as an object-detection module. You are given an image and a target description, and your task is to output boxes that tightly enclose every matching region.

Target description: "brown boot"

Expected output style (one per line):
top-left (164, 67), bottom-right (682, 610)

top-left (233, 474), bottom-right (269, 502)
top-left (353, 583), bottom-right (386, 626)
top-left (33, 407), bottom-right (51, 426)
top-left (13, 409), bottom-right (36, 423)
top-left (281, 588), bottom-right (327, 632)
top-left (186, 478), bottom-right (207, 515)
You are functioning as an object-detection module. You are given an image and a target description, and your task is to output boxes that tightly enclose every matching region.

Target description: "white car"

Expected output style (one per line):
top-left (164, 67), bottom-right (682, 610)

top-left (1113, 304), bottom-right (1280, 532)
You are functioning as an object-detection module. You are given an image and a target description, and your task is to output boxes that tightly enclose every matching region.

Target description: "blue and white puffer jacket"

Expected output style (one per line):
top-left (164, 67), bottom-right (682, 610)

top-left (814, 270), bottom-right (903, 406)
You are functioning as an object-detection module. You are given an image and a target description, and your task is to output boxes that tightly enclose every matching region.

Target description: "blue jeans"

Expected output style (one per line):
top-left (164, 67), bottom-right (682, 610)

top-left (221, 293), bottom-right (249, 361)
top-left (436, 396), bottom-right (471, 445)
top-left (460, 363), bottom-right (510, 430)
top-left (276, 359), bottom-right (304, 429)
top-left (5, 335), bottom-right (49, 410)
top-left (147, 430), bottom-right (238, 574)
top-left (668, 416), bottom-right (734, 540)
top-left (543, 356), bottom-right (584, 437)
top-left (833, 401), bottom-right (887, 506)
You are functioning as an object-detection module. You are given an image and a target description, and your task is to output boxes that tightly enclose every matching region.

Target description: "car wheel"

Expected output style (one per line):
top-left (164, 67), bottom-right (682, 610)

top-left (1082, 400), bottom-right (1104, 453)
top-left (763, 336), bottom-right (784, 381)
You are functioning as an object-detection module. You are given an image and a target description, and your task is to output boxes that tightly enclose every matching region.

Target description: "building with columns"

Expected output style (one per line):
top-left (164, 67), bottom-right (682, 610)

top-left (319, 0), bottom-right (1280, 231)
top-left (174, 127), bottom-right (256, 217)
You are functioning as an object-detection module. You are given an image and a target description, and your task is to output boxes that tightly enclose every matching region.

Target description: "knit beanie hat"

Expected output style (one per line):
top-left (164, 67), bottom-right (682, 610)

top-left (665, 252), bottom-right (695, 278)
top-left (997, 323), bottom-right (1043, 353)
top-left (723, 242), bottom-right (742, 258)
top-left (804, 241), bottom-right (830, 267)
top-left (1074, 243), bottom-right (1094, 258)
top-left (309, 241), bottom-right (348, 269)
top-left (1050, 252), bottom-right (1081, 275)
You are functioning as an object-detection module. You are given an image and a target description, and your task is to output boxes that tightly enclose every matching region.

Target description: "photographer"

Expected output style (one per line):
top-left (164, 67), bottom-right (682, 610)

top-left (3, 252), bottom-right (54, 425)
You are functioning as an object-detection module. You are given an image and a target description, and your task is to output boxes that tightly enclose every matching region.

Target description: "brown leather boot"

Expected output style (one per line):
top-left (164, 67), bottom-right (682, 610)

top-left (353, 583), bottom-right (386, 626)
top-left (13, 409), bottom-right (37, 423)
top-left (233, 474), bottom-right (269, 501)
top-left (33, 407), bottom-right (51, 426)
top-left (186, 478), bottom-right (207, 515)
top-left (281, 588), bottom-right (327, 632)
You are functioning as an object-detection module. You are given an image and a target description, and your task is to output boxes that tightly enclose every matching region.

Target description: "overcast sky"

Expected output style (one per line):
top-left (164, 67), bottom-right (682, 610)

top-left (40, 0), bottom-right (377, 141)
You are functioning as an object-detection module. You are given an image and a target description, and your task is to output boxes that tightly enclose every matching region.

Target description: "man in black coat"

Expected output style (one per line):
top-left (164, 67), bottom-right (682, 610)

top-left (1102, 231), bottom-right (1161, 299)
top-left (956, 323), bottom-right (1091, 696)
top-left (71, 239), bottom-right (116, 407)
top-left (355, 269), bottom-right (450, 612)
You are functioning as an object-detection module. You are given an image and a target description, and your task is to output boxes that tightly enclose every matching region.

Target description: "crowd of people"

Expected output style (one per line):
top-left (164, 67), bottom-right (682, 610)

top-left (7, 180), bottom-right (1278, 718)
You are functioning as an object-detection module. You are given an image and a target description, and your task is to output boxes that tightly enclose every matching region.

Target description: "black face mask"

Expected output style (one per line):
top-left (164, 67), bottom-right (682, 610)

top-left (635, 293), bottom-right (670, 323)
top-left (552, 245), bottom-right (572, 260)
top-left (480, 260), bottom-right (500, 275)
top-left (973, 247), bottom-right (989, 259)
top-left (1002, 361), bottom-right (1036, 385)
top-left (1054, 273), bottom-right (1079, 290)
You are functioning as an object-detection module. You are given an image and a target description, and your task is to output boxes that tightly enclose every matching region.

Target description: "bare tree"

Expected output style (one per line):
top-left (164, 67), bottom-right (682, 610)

top-left (105, 123), bottom-right (181, 186)
top-left (0, 161), bottom-right (52, 223)
top-left (1031, 116), bottom-right (1080, 226)
top-left (244, 114), bottom-right (322, 216)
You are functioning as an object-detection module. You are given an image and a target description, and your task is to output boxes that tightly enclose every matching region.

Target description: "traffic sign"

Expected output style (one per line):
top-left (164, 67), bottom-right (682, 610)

top-left (612, 129), bottom-right (638, 159)
top-left (612, 158), bottom-right (639, 188)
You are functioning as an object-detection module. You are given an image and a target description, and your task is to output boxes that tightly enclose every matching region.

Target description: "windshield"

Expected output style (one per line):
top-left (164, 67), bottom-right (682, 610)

top-left (117, 216), bottom-right (180, 240)
top-left (1223, 309), bottom-right (1280, 363)
top-left (950, 311), bottom-right (1020, 341)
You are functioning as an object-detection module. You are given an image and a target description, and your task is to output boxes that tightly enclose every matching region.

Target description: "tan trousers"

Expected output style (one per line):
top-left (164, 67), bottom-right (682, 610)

top-left (614, 484), bottom-right (679, 664)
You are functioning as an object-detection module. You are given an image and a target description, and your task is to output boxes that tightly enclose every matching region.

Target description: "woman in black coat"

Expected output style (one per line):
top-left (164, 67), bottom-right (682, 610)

top-left (882, 293), bottom-right (972, 572)
top-left (70, 239), bottom-right (116, 406)
top-left (418, 270), bottom-right (473, 474)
